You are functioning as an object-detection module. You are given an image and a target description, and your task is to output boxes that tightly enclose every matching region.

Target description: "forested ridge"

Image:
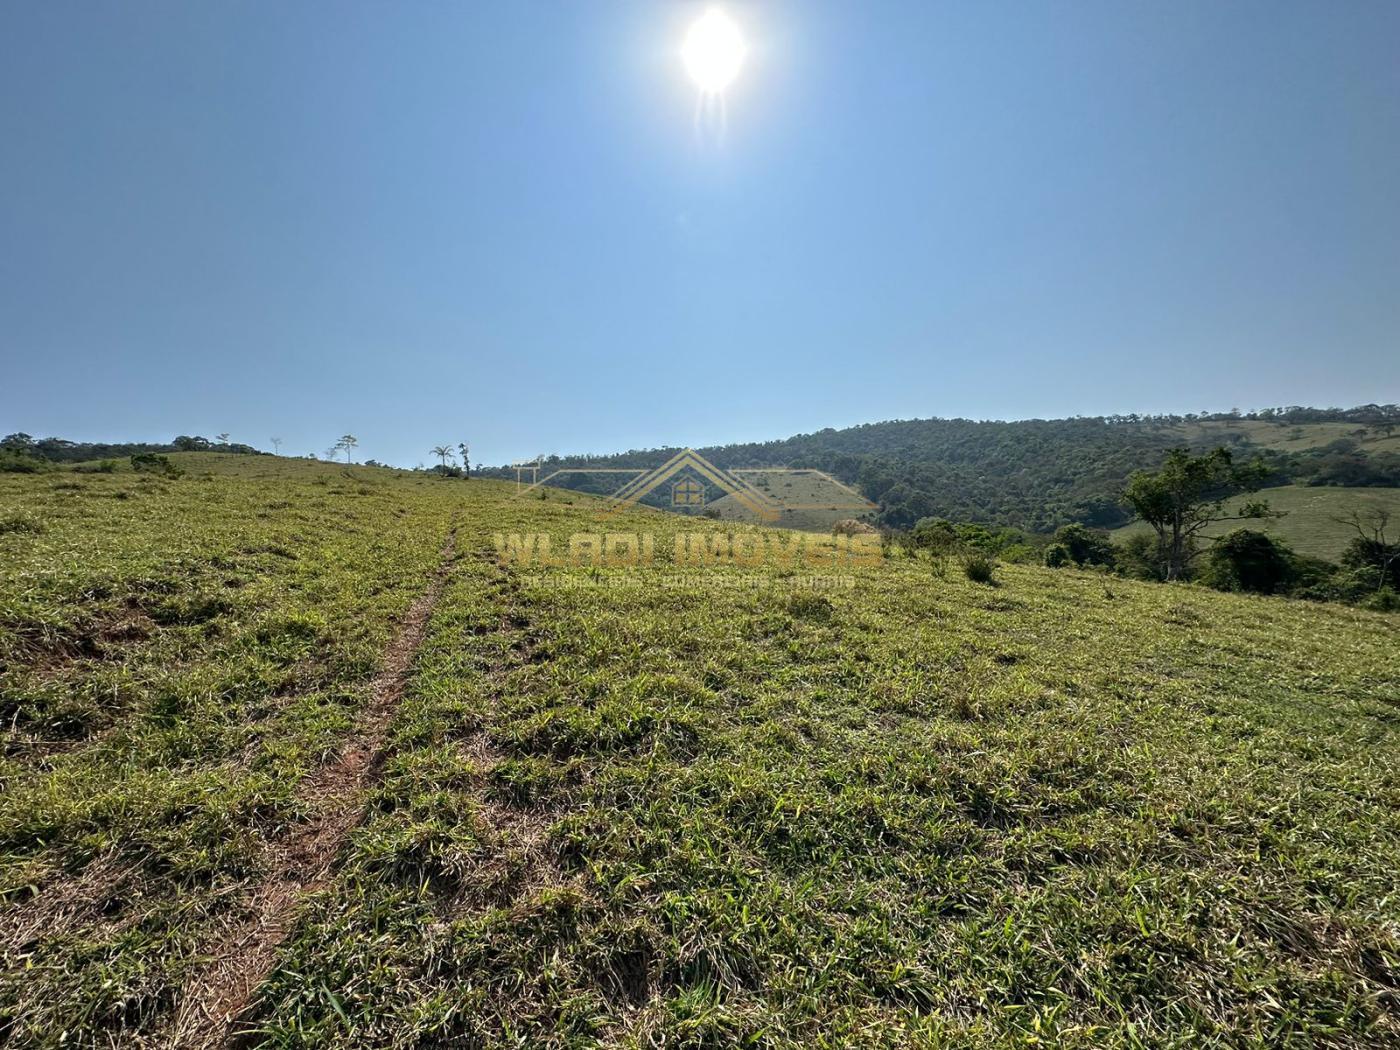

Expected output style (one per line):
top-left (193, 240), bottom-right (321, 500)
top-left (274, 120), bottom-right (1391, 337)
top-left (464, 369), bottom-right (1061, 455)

top-left (484, 405), bottom-right (1400, 531)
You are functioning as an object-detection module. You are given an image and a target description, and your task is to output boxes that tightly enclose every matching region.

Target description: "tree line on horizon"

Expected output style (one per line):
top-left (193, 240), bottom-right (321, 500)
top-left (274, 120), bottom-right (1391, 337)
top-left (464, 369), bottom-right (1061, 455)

top-left (0, 432), bottom-right (265, 465)
top-left (477, 404), bottom-right (1400, 532)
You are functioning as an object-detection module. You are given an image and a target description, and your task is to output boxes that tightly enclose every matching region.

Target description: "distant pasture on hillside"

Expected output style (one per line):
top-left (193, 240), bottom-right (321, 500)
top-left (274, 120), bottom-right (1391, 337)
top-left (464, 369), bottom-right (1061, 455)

top-left (1113, 484), bottom-right (1400, 559)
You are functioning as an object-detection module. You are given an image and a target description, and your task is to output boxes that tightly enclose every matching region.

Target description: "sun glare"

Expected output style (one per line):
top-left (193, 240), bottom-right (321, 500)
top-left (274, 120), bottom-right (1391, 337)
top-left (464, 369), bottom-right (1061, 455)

top-left (682, 8), bottom-right (746, 94)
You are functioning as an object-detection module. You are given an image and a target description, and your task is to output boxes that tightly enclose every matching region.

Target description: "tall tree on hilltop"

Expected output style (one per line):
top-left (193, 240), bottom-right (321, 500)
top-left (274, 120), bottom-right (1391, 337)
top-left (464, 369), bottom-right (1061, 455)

top-left (1122, 447), bottom-right (1275, 581)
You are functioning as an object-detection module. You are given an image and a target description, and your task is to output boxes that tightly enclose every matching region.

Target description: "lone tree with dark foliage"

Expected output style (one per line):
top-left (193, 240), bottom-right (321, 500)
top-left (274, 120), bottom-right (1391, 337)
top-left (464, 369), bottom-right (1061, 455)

top-left (1123, 447), bottom-right (1274, 581)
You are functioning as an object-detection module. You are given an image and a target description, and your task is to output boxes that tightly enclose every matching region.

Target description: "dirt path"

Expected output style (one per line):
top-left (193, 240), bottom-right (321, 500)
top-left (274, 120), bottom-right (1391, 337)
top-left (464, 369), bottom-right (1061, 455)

top-left (168, 529), bottom-right (458, 1049)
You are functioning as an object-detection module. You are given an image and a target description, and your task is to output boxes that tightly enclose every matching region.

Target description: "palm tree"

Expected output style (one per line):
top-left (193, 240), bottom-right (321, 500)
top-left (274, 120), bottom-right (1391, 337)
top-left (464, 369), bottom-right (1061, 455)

top-left (431, 445), bottom-right (453, 469)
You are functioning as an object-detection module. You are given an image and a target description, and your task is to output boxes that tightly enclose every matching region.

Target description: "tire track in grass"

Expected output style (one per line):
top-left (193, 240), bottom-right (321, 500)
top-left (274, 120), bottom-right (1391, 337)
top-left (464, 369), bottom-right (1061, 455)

top-left (0, 541), bottom-right (452, 973)
top-left (168, 529), bottom-right (458, 1049)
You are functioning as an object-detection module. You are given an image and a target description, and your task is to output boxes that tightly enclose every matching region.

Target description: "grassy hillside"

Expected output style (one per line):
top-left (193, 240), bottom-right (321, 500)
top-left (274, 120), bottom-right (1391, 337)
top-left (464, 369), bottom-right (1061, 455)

top-left (2, 455), bottom-right (1398, 1047)
top-left (1112, 484), bottom-right (1400, 560)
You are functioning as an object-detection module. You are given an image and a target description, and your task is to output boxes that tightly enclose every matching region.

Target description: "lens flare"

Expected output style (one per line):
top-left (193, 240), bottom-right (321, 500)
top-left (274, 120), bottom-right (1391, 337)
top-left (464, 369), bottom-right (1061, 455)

top-left (682, 8), bottom-right (746, 94)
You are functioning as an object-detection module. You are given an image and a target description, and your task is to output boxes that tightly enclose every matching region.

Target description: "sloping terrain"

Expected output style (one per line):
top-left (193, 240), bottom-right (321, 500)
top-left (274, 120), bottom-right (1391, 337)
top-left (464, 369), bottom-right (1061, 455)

top-left (1112, 484), bottom-right (1400, 560)
top-left (2, 455), bottom-right (1398, 1047)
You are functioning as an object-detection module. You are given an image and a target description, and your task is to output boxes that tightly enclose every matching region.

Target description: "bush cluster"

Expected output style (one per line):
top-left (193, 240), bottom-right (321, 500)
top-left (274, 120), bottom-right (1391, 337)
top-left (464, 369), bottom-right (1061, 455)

top-left (896, 513), bottom-right (1397, 613)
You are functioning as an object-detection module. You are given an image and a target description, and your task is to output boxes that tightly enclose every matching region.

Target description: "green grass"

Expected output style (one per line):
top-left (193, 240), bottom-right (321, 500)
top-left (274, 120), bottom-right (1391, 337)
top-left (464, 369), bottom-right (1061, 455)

top-left (1112, 484), bottom-right (1400, 559)
top-left (0, 454), bottom-right (461, 1043)
top-left (2, 455), bottom-right (1398, 1047)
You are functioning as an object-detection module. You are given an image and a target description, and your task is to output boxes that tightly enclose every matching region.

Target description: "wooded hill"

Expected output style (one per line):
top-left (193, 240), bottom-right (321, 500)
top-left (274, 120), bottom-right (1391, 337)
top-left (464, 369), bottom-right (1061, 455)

top-left (486, 405), bottom-right (1400, 531)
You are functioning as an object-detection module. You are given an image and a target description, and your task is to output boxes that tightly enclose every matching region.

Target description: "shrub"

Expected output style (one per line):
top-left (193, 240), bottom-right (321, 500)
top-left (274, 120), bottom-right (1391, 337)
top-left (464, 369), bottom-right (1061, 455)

top-left (1043, 543), bottom-right (1071, 568)
top-left (1114, 533), bottom-right (1169, 581)
top-left (1052, 523), bottom-right (1115, 567)
top-left (130, 453), bottom-right (183, 478)
top-left (882, 531), bottom-right (914, 559)
top-left (911, 517), bottom-right (959, 554)
top-left (0, 452), bottom-right (49, 474)
top-left (1341, 535), bottom-right (1400, 591)
top-left (1203, 529), bottom-right (1296, 595)
top-left (954, 523), bottom-right (1000, 554)
top-left (72, 459), bottom-right (118, 474)
top-left (962, 553), bottom-right (997, 584)
top-left (1296, 565), bottom-right (1391, 604)
top-left (1364, 587), bottom-right (1400, 613)
top-left (1285, 554), bottom-right (1341, 598)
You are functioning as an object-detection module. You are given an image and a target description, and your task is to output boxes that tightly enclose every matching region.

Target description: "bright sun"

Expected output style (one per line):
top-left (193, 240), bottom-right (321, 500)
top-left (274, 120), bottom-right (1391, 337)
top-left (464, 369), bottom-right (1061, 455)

top-left (682, 8), bottom-right (746, 94)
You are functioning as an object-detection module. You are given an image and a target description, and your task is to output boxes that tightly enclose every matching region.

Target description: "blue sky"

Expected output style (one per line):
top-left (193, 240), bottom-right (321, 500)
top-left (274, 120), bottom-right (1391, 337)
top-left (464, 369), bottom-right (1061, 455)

top-left (3, 1), bottom-right (1398, 467)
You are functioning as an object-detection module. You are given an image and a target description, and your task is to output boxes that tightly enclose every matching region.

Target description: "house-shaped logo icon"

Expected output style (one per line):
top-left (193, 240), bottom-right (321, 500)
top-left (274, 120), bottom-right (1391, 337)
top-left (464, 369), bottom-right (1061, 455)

top-left (512, 446), bottom-right (875, 526)
top-left (671, 477), bottom-right (706, 508)
top-left (604, 448), bottom-right (780, 521)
